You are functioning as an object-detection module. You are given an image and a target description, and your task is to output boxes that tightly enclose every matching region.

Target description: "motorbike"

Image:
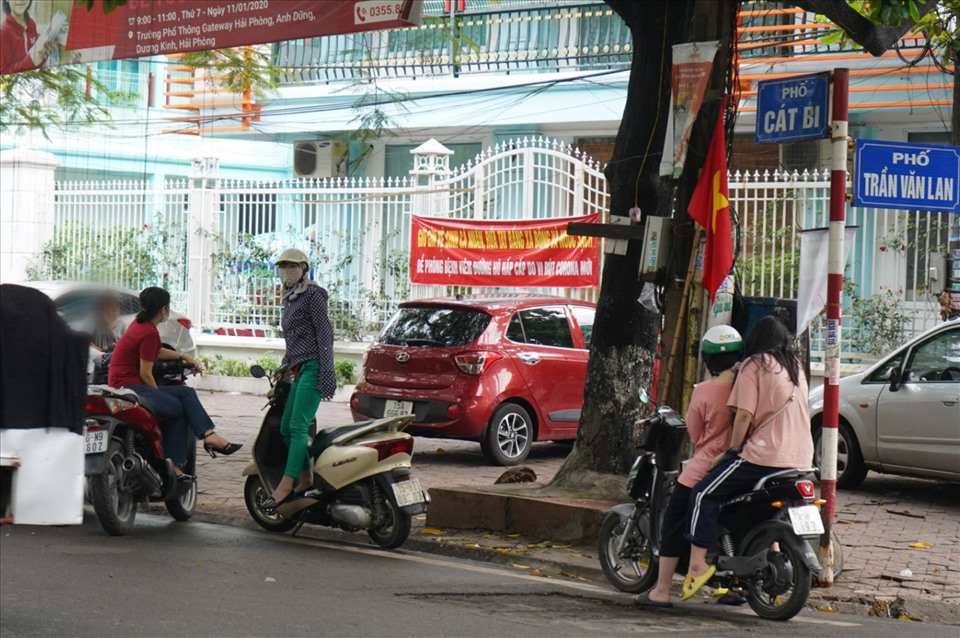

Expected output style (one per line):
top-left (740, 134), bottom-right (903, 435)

top-left (242, 365), bottom-right (428, 549)
top-left (598, 404), bottom-right (825, 621)
top-left (83, 359), bottom-right (198, 536)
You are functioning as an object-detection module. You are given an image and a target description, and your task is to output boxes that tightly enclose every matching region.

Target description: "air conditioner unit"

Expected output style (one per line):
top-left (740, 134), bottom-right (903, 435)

top-left (293, 141), bottom-right (348, 179)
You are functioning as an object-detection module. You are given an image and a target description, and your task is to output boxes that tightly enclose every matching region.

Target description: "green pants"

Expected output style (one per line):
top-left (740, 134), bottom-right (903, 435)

top-left (280, 360), bottom-right (323, 479)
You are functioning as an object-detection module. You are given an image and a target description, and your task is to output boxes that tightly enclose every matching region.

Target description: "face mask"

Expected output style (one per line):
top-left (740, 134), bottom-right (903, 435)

top-left (279, 265), bottom-right (303, 287)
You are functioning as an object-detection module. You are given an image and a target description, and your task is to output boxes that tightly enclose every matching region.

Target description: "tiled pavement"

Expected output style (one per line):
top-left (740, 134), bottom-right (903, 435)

top-left (193, 390), bottom-right (959, 607)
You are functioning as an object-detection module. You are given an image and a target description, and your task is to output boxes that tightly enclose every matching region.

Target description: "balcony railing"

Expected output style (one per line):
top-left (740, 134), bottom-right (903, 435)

top-left (274, 0), bottom-right (946, 102)
top-left (275, 2), bottom-right (632, 83)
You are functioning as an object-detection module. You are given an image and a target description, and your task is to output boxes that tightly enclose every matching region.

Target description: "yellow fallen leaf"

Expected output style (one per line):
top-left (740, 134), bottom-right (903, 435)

top-left (817, 605), bottom-right (837, 613)
top-left (419, 528), bottom-right (446, 535)
top-left (436, 448), bottom-right (448, 456)
top-left (463, 543), bottom-right (480, 548)
top-left (898, 614), bottom-right (922, 622)
top-left (507, 534), bottom-right (521, 538)
top-left (483, 534), bottom-right (501, 539)
top-left (495, 547), bottom-right (512, 553)
top-left (511, 564), bottom-right (531, 570)
top-left (908, 541), bottom-right (933, 549)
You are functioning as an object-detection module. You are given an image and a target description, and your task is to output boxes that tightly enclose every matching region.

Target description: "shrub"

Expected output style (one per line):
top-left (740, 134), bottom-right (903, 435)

top-left (334, 357), bottom-right (356, 388)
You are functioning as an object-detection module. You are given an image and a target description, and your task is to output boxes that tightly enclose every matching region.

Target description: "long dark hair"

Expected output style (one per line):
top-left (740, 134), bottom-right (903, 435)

top-left (743, 316), bottom-right (801, 386)
top-left (1, 1), bottom-right (31, 17)
top-left (136, 287), bottom-right (170, 323)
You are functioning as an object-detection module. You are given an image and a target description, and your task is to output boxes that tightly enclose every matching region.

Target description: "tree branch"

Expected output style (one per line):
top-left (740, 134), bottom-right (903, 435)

top-left (794, 0), bottom-right (940, 56)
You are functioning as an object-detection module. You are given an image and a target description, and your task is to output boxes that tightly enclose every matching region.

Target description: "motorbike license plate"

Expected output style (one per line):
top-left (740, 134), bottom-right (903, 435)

top-left (391, 479), bottom-right (424, 507)
top-left (788, 505), bottom-right (824, 535)
top-left (84, 430), bottom-right (107, 454)
top-left (383, 400), bottom-right (413, 419)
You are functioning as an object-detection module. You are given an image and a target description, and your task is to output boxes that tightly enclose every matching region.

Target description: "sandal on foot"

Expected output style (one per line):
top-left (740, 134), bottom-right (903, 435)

top-left (634, 593), bottom-right (673, 609)
top-left (680, 565), bottom-right (716, 601)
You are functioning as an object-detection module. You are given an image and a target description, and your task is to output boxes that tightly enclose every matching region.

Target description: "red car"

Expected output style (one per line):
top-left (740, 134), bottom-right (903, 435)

top-left (350, 295), bottom-right (596, 465)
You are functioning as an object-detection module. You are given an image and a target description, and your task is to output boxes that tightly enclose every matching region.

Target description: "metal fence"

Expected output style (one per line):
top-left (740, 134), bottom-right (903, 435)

top-left (730, 169), bottom-right (952, 357)
top-left (41, 140), bottom-right (950, 351)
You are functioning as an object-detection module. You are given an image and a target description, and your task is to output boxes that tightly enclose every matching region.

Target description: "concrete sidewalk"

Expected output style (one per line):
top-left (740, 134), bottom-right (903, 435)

top-left (189, 390), bottom-right (959, 618)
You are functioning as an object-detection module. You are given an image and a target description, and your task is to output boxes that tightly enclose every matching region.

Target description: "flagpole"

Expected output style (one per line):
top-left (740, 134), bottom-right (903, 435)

top-left (819, 67), bottom-right (848, 587)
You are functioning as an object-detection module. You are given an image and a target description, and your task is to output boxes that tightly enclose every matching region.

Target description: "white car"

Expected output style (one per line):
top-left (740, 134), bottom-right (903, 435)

top-left (22, 281), bottom-right (197, 358)
top-left (809, 318), bottom-right (960, 488)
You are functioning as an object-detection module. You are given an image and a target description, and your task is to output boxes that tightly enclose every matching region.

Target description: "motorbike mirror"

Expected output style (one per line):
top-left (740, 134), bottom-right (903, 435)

top-left (250, 365), bottom-right (267, 379)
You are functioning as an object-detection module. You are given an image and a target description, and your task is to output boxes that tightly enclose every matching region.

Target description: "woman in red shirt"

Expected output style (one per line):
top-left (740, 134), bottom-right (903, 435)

top-left (108, 287), bottom-right (240, 474)
top-left (0, 0), bottom-right (53, 74)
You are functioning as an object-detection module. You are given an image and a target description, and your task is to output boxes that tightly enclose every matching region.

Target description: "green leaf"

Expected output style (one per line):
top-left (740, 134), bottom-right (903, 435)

top-left (907, 0), bottom-right (921, 22)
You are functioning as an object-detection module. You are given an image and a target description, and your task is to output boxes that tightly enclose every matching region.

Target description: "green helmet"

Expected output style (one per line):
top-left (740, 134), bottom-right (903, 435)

top-left (276, 248), bottom-right (310, 269)
top-left (701, 325), bottom-right (743, 355)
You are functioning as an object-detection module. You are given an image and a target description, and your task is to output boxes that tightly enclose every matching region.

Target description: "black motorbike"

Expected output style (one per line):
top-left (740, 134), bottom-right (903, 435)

top-left (598, 405), bottom-right (825, 621)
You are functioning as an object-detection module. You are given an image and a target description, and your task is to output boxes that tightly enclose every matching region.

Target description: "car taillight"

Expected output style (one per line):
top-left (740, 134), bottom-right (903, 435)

top-left (177, 317), bottom-right (192, 329)
top-left (363, 437), bottom-right (414, 461)
top-left (796, 480), bottom-right (816, 499)
top-left (350, 394), bottom-right (360, 411)
top-left (455, 351), bottom-right (502, 375)
top-left (446, 404), bottom-right (462, 420)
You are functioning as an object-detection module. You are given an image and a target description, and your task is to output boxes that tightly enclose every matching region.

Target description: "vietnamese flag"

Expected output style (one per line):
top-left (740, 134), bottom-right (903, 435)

top-left (688, 95), bottom-right (733, 303)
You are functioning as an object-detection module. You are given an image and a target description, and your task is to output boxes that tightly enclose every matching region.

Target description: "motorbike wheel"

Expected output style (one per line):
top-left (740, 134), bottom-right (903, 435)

top-left (244, 475), bottom-right (296, 533)
top-left (368, 497), bottom-right (412, 549)
top-left (741, 521), bottom-right (812, 621)
top-left (597, 512), bottom-right (658, 593)
top-left (90, 439), bottom-right (137, 536)
top-left (165, 479), bottom-right (197, 521)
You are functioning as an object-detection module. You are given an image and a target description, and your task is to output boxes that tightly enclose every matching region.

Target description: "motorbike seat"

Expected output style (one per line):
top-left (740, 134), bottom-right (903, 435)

top-left (88, 384), bottom-right (141, 404)
top-left (310, 420), bottom-right (375, 457)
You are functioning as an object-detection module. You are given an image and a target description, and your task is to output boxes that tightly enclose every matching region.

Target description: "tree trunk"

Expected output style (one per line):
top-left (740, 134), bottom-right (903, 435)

top-left (551, 2), bottom-right (694, 487)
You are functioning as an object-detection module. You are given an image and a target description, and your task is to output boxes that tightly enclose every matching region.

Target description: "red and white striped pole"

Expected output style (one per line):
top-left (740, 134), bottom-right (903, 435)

top-left (819, 67), bottom-right (848, 586)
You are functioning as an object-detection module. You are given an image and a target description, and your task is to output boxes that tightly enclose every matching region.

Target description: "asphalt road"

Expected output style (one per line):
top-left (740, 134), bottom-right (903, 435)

top-left (2, 515), bottom-right (956, 638)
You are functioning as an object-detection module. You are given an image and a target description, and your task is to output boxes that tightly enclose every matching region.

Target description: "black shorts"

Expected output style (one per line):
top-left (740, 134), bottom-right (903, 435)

top-left (659, 482), bottom-right (692, 558)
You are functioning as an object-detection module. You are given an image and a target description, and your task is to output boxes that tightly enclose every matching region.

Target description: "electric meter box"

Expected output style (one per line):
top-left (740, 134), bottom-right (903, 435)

top-left (640, 216), bottom-right (673, 279)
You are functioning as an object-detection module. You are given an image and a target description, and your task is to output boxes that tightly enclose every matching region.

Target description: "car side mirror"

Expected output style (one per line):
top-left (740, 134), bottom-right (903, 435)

top-left (889, 367), bottom-right (902, 392)
top-left (250, 365), bottom-right (267, 379)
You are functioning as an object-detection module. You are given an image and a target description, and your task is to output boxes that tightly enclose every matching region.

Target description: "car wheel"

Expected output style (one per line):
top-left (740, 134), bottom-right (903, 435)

top-left (481, 403), bottom-right (533, 466)
top-left (814, 421), bottom-right (868, 489)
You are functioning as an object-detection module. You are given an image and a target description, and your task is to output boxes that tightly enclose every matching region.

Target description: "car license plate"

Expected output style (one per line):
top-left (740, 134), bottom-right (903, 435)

top-left (391, 479), bottom-right (424, 507)
top-left (84, 430), bottom-right (107, 454)
top-left (383, 400), bottom-right (413, 419)
top-left (788, 505), bottom-right (824, 535)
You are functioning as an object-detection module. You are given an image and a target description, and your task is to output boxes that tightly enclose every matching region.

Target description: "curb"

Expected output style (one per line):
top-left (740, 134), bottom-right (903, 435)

top-left (179, 505), bottom-right (960, 626)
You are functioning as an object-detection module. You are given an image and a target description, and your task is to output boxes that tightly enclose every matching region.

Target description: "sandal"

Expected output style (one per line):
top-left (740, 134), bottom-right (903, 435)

top-left (680, 565), bottom-right (716, 601)
top-left (634, 592), bottom-right (673, 609)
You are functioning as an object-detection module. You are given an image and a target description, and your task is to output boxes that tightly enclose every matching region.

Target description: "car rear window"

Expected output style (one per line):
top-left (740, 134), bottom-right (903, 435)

top-left (379, 306), bottom-right (492, 347)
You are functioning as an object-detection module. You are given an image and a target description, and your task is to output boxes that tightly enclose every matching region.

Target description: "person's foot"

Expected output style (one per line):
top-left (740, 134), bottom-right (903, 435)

top-left (680, 565), bottom-right (716, 601)
top-left (634, 592), bottom-right (673, 608)
top-left (202, 431), bottom-right (242, 458)
top-left (294, 471), bottom-right (313, 493)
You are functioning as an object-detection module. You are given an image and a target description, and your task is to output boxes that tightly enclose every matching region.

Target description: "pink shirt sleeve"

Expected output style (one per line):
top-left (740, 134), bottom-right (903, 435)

top-left (728, 357), bottom-right (760, 416)
top-left (685, 383), bottom-right (707, 447)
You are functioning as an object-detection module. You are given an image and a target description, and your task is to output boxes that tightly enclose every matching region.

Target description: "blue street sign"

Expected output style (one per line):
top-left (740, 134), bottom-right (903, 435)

top-left (755, 72), bottom-right (830, 145)
top-left (854, 139), bottom-right (960, 213)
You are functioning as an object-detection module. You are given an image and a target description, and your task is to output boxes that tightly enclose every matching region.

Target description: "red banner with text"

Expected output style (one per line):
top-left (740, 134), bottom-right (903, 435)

top-left (410, 215), bottom-right (600, 288)
top-left (1, 0), bottom-right (422, 76)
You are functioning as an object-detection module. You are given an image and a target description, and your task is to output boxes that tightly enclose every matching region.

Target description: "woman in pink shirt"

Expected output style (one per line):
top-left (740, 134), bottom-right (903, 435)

top-left (680, 316), bottom-right (813, 601)
top-left (635, 325), bottom-right (743, 609)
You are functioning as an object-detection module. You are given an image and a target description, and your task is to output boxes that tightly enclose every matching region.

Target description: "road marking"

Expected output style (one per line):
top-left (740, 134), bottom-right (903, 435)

top-left (268, 531), bottom-right (609, 594)
top-left (186, 518), bottom-right (864, 628)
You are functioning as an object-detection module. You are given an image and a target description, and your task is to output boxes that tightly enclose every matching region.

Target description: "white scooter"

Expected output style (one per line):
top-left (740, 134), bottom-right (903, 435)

top-left (242, 365), bottom-right (428, 549)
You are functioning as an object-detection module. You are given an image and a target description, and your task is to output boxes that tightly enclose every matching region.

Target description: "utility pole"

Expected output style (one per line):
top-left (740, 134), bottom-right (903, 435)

top-left (818, 67), bottom-right (848, 586)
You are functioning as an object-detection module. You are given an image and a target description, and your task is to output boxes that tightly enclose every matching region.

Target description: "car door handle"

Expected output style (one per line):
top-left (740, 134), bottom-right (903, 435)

top-left (518, 353), bottom-right (540, 365)
top-left (943, 395), bottom-right (960, 407)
